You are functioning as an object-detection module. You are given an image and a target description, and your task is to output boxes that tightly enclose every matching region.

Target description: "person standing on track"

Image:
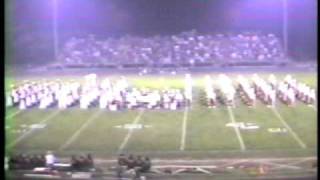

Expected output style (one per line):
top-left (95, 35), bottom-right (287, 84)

top-left (45, 151), bottom-right (56, 169)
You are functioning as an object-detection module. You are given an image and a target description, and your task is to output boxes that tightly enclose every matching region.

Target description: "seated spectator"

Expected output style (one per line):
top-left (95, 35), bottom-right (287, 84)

top-left (36, 155), bottom-right (45, 167)
top-left (116, 154), bottom-right (127, 178)
top-left (118, 154), bottom-right (128, 166)
top-left (20, 154), bottom-right (28, 169)
top-left (25, 155), bottom-right (34, 169)
top-left (8, 155), bottom-right (18, 170)
top-left (126, 154), bottom-right (136, 170)
top-left (40, 154), bottom-right (46, 166)
top-left (77, 156), bottom-right (86, 170)
top-left (30, 155), bottom-right (38, 168)
top-left (86, 154), bottom-right (94, 168)
top-left (134, 155), bottom-right (144, 178)
top-left (141, 157), bottom-right (151, 172)
top-left (71, 155), bottom-right (79, 170)
top-left (135, 155), bottom-right (144, 168)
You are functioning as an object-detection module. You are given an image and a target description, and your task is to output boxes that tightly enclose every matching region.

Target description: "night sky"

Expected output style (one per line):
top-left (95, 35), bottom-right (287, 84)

top-left (5, 0), bottom-right (317, 63)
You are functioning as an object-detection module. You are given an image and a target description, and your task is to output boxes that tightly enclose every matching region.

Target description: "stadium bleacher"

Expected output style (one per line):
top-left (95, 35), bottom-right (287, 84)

top-left (59, 31), bottom-right (285, 67)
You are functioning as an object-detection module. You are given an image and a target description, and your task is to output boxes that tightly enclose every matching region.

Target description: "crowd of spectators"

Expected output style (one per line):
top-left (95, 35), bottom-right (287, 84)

top-left (117, 154), bottom-right (151, 179)
top-left (60, 30), bottom-right (285, 66)
top-left (8, 152), bottom-right (94, 172)
top-left (8, 154), bottom-right (46, 170)
top-left (70, 154), bottom-right (94, 171)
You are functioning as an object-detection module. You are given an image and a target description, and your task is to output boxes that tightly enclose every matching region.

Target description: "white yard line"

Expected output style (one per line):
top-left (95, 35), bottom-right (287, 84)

top-left (227, 106), bottom-right (246, 151)
top-left (180, 107), bottom-right (189, 151)
top-left (5, 109), bottom-right (23, 120)
top-left (118, 109), bottom-right (145, 153)
top-left (7, 110), bottom-right (61, 149)
top-left (271, 107), bottom-right (307, 149)
top-left (59, 110), bottom-right (103, 150)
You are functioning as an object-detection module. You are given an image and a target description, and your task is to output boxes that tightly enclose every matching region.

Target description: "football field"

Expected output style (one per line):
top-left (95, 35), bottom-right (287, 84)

top-left (5, 72), bottom-right (317, 159)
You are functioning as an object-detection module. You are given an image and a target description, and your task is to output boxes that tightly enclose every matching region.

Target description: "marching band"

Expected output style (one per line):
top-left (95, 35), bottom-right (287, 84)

top-left (6, 74), bottom-right (316, 110)
top-left (204, 74), bottom-right (316, 108)
top-left (7, 74), bottom-right (192, 111)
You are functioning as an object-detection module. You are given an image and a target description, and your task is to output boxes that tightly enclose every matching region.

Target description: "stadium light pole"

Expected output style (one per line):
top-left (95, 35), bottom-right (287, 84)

top-left (52, 0), bottom-right (59, 62)
top-left (282, 0), bottom-right (288, 57)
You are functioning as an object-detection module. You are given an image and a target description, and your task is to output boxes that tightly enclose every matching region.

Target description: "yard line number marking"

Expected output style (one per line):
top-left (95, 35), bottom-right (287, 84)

top-left (118, 109), bottom-right (145, 153)
top-left (59, 110), bottom-right (103, 150)
top-left (271, 107), bottom-right (307, 149)
top-left (180, 106), bottom-right (189, 151)
top-left (227, 106), bottom-right (246, 151)
top-left (6, 109), bottom-right (23, 120)
top-left (7, 110), bottom-right (61, 149)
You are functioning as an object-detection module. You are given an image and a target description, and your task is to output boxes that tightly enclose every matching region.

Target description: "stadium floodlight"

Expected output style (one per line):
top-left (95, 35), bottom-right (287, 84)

top-left (282, 0), bottom-right (288, 58)
top-left (52, 0), bottom-right (59, 62)
top-left (254, 0), bottom-right (289, 57)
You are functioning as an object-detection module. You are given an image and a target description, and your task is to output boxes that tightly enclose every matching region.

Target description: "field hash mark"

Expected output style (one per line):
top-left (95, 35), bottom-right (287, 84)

top-left (271, 107), bottom-right (307, 149)
top-left (227, 106), bottom-right (246, 151)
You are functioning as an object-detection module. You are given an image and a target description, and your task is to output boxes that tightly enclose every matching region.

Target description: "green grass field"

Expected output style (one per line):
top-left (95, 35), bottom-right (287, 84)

top-left (5, 72), bottom-right (317, 160)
